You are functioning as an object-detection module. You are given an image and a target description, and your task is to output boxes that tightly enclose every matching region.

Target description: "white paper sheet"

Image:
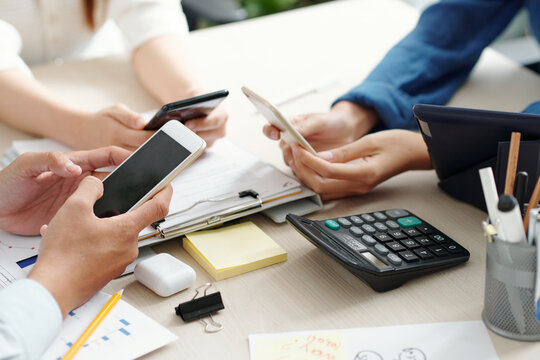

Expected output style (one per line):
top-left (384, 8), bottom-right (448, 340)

top-left (43, 292), bottom-right (177, 360)
top-left (249, 321), bottom-right (499, 360)
top-left (0, 230), bottom-right (40, 264)
top-left (0, 247), bottom-right (25, 288)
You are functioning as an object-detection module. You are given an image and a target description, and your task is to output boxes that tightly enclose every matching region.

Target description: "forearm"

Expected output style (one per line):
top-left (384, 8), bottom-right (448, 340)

top-left (0, 69), bottom-right (87, 142)
top-left (131, 34), bottom-right (204, 104)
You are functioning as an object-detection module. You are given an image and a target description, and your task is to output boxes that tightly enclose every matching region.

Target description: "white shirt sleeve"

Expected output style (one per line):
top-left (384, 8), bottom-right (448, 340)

top-left (108, 0), bottom-right (189, 52)
top-left (0, 279), bottom-right (62, 360)
top-left (0, 20), bottom-right (32, 76)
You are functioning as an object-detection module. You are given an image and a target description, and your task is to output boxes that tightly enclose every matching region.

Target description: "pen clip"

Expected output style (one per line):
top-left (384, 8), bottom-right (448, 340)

top-left (483, 220), bottom-right (498, 243)
top-left (152, 189), bottom-right (261, 229)
top-left (155, 190), bottom-right (263, 237)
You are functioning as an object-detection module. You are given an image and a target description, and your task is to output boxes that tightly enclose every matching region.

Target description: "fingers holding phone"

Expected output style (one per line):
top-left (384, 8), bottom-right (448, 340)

top-left (183, 106), bottom-right (228, 147)
top-left (242, 86), bottom-right (317, 156)
top-left (143, 90), bottom-right (229, 147)
top-left (71, 104), bottom-right (151, 151)
top-left (93, 120), bottom-right (205, 218)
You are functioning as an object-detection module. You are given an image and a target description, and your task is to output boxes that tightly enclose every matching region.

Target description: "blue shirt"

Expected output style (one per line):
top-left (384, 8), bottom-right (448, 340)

top-left (334, 0), bottom-right (540, 131)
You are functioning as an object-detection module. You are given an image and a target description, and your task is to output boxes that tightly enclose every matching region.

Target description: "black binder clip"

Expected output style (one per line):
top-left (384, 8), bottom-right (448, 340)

top-left (175, 283), bottom-right (224, 333)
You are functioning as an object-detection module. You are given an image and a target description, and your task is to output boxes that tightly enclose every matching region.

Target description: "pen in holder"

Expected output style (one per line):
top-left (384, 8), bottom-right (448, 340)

top-left (482, 231), bottom-right (540, 341)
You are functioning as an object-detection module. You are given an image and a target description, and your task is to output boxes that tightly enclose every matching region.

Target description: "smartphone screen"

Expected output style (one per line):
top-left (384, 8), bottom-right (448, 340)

top-left (93, 131), bottom-right (191, 218)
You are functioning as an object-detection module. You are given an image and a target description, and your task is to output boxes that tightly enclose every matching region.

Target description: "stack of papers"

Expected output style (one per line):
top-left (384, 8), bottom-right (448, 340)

top-left (183, 221), bottom-right (287, 280)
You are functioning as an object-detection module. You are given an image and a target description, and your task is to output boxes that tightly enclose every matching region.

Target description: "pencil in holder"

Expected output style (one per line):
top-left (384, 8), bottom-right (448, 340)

top-left (482, 236), bottom-right (540, 341)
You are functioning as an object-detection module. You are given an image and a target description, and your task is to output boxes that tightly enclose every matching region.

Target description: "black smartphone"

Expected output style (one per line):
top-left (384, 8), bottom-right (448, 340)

top-left (144, 89), bottom-right (229, 130)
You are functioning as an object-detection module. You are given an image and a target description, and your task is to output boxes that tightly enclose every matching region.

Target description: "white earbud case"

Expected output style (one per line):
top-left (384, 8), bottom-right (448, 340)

top-left (134, 253), bottom-right (196, 297)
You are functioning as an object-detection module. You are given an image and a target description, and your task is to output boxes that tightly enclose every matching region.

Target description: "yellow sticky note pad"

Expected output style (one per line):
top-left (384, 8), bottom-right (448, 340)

top-left (183, 222), bottom-right (287, 280)
top-left (251, 332), bottom-right (344, 360)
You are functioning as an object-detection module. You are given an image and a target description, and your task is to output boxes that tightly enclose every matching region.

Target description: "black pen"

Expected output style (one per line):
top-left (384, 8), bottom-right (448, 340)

top-left (514, 171), bottom-right (528, 215)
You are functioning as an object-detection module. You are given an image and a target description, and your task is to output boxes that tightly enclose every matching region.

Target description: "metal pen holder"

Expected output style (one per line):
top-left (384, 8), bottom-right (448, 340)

top-left (482, 236), bottom-right (540, 341)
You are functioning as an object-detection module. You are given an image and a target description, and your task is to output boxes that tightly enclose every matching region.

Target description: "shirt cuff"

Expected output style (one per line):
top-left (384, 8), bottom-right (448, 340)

top-left (332, 81), bottom-right (419, 131)
top-left (522, 101), bottom-right (540, 115)
top-left (0, 279), bottom-right (62, 359)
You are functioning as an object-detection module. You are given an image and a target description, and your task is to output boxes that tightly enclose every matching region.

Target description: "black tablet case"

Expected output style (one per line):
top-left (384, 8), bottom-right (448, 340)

top-left (413, 105), bottom-right (540, 212)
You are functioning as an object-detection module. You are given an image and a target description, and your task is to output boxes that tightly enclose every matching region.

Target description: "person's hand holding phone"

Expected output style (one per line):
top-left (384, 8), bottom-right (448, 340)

top-left (183, 105), bottom-right (228, 147)
top-left (75, 104), bottom-right (152, 151)
top-left (263, 101), bottom-right (378, 167)
top-left (28, 176), bottom-right (172, 317)
top-left (287, 130), bottom-right (432, 200)
top-left (143, 90), bottom-right (229, 147)
top-left (0, 146), bottom-right (130, 235)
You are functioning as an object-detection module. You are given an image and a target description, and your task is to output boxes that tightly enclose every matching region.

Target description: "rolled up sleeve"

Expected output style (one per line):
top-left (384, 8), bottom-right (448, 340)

top-left (334, 0), bottom-right (523, 131)
top-left (109, 0), bottom-right (189, 52)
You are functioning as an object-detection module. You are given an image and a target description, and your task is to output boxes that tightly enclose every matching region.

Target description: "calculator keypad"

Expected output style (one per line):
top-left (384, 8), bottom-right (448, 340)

top-left (286, 209), bottom-right (470, 292)
top-left (337, 217), bottom-right (352, 228)
top-left (316, 210), bottom-right (466, 270)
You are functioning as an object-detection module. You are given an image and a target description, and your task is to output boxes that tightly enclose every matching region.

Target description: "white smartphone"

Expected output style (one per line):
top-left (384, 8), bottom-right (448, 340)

top-left (241, 86), bottom-right (317, 155)
top-left (93, 121), bottom-right (206, 218)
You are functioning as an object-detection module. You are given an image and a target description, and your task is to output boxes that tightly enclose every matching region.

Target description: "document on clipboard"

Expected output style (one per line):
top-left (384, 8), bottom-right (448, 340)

top-left (1, 137), bottom-right (322, 249)
top-left (138, 139), bottom-right (322, 246)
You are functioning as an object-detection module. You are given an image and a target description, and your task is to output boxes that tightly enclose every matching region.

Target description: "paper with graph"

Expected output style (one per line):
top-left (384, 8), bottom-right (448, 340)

top-left (42, 292), bottom-right (177, 360)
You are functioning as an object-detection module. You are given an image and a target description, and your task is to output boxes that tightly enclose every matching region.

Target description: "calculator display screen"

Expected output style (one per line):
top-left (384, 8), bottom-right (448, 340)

top-left (361, 252), bottom-right (388, 269)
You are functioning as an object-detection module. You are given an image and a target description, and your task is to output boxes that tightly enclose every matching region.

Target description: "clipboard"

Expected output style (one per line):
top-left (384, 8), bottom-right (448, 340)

top-left (137, 184), bottom-right (322, 248)
top-left (133, 138), bottom-right (323, 247)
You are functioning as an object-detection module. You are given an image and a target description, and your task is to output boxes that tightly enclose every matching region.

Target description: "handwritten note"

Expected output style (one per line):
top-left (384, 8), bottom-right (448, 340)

top-left (252, 332), bottom-right (344, 360)
top-left (249, 321), bottom-right (499, 360)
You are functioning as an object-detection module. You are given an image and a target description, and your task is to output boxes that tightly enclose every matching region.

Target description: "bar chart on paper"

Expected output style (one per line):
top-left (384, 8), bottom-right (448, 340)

top-left (42, 292), bottom-right (177, 360)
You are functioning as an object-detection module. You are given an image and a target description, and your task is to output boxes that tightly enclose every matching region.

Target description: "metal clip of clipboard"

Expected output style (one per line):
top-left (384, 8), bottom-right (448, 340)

top-left (152, 190), bottom-right (262, 238)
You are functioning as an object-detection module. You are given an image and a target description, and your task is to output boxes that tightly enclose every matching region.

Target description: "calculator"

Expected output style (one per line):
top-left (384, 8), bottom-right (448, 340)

top-left (286, 209), bottom-right (469, 292)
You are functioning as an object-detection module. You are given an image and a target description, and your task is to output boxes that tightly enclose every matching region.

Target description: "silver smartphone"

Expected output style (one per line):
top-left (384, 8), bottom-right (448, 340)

top-left (242, 86), bottom-right (317, 155)
top-left (93, 121), bottom-right (206, 218)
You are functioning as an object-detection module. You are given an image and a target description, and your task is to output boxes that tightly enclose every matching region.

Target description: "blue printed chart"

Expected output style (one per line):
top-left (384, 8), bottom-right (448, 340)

top-left (42, 292), bottom-right (177, 360)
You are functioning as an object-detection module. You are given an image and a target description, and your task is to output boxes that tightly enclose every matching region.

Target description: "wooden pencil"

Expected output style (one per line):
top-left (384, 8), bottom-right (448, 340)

top-left (524, 176), bottom-right (540, 233)
top-left (504, 132), bottom-right (521, 195)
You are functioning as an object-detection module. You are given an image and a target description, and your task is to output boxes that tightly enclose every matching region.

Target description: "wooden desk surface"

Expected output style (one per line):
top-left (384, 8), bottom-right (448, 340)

top-left (3, 0), bottom-right (540, 358)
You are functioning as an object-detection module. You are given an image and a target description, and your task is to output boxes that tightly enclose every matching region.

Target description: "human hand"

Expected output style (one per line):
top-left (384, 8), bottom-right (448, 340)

top-left (183, 106), bottom-right (228, 147)
top-left (28, 176), bottom-right (172, 317)
top-left (262, 101), bottom-right (377, 166)
top-left (73, 104), bottom-right (152, 151)
top-left (0, 146), bottom-right (130, 235)
top-left (288, 130), bottom-right (432, 200)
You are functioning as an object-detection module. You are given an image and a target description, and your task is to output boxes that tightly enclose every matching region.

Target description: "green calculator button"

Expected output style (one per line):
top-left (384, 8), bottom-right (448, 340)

top-left (325, 219), bottom-right (340, 231)
top-left (397, 216), bottom-right (422, 228)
